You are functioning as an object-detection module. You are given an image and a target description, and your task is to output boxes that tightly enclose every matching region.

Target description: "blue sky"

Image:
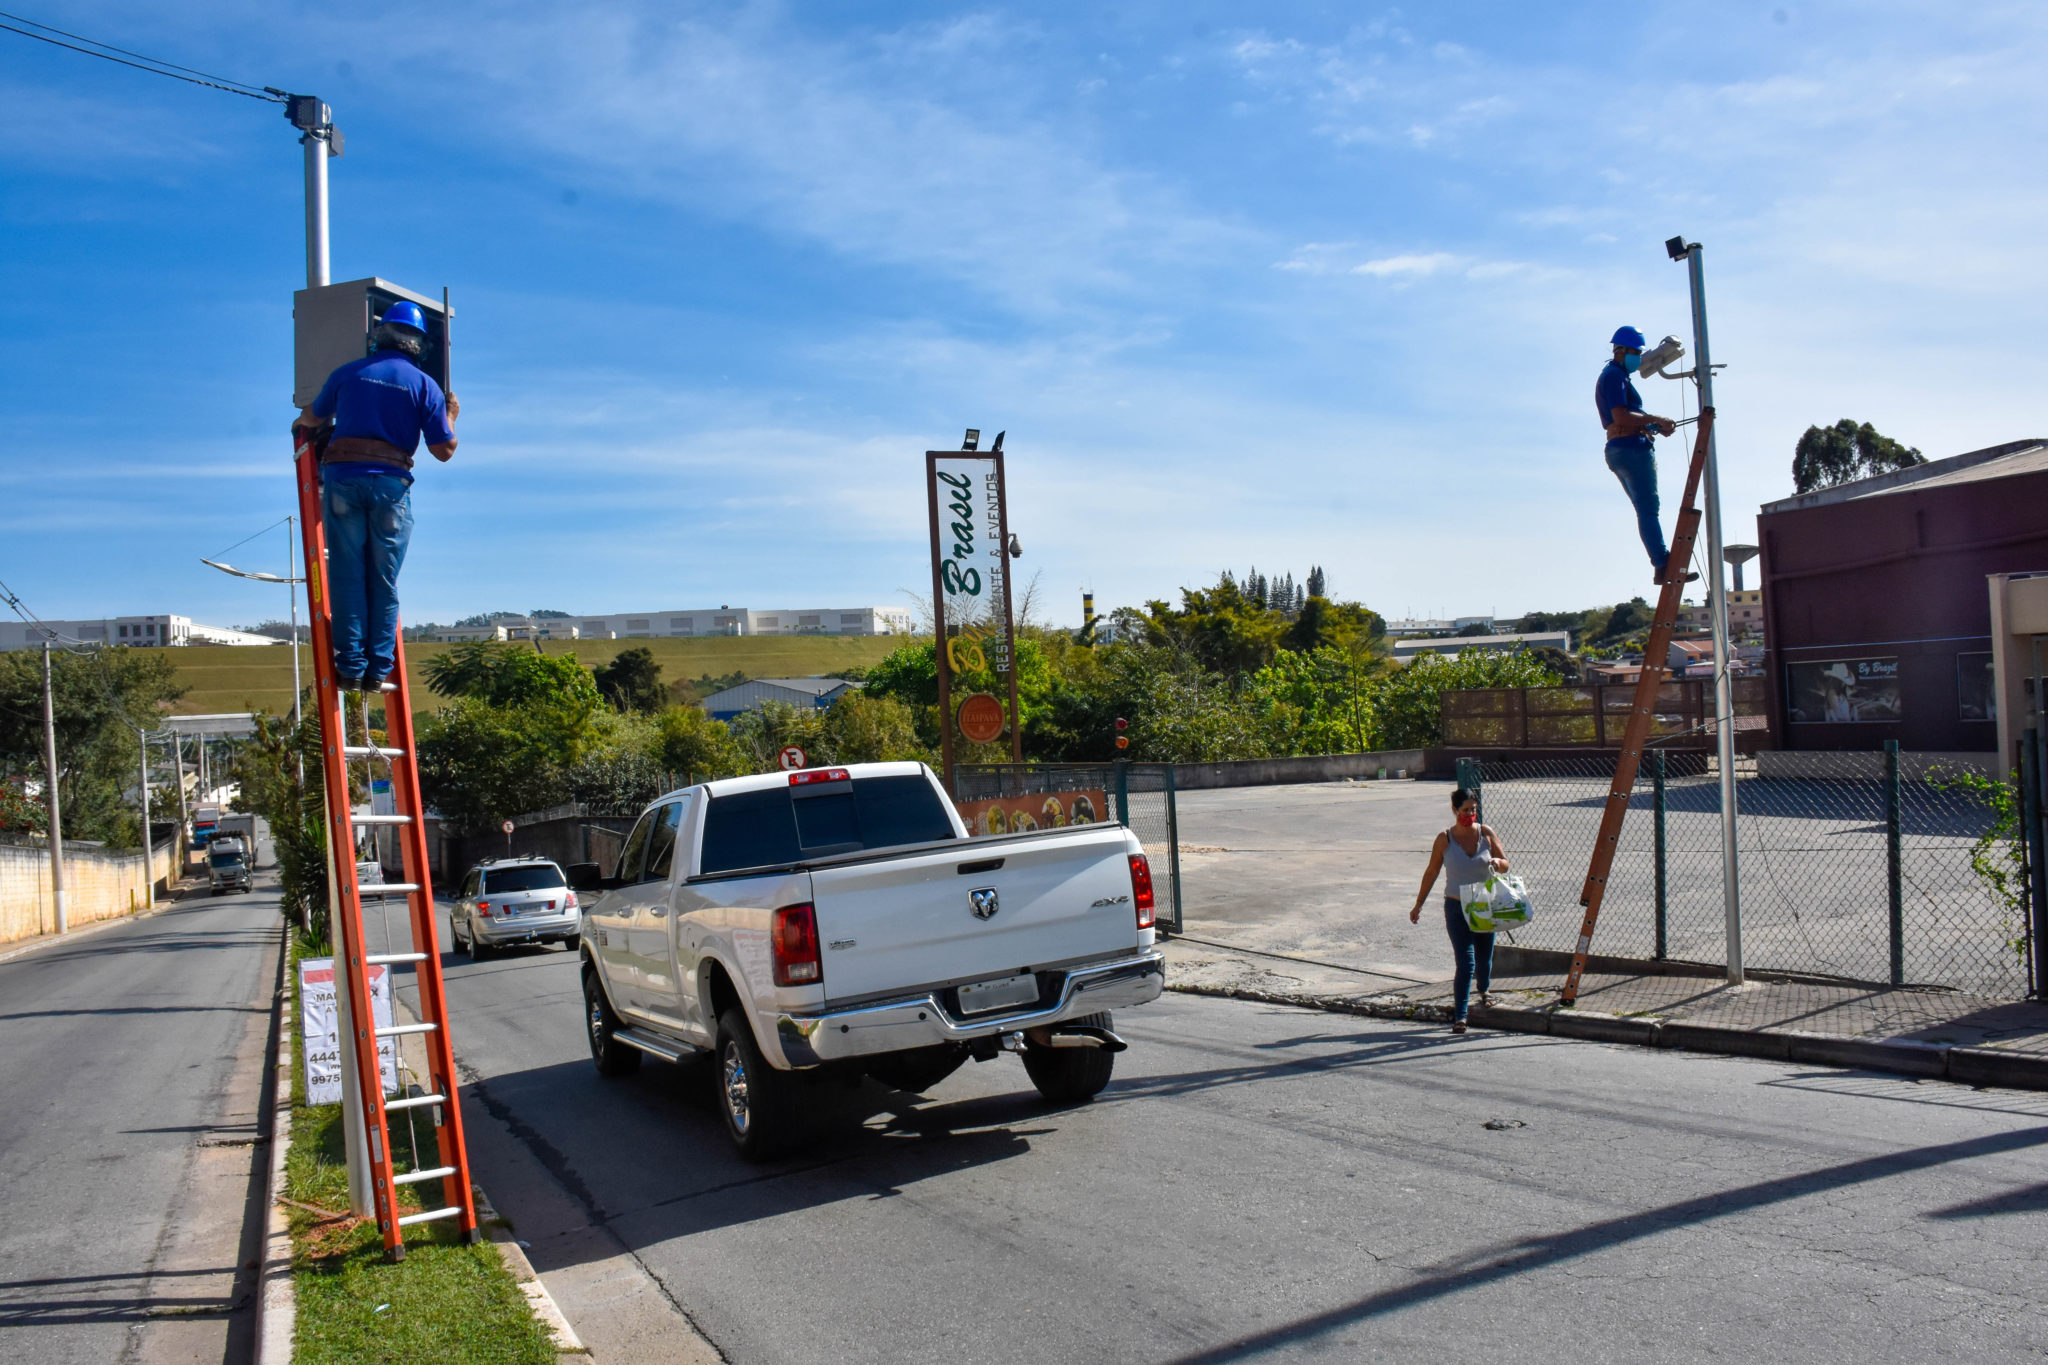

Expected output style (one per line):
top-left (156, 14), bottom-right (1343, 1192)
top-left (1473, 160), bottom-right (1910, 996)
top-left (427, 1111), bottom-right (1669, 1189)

top-left (4, 2), bottom-right (2043, 631)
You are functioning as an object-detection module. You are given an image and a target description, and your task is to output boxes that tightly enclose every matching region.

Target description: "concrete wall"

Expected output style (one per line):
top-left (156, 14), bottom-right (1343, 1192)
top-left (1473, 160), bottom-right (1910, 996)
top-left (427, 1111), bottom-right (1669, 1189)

top-left (0, 837), bottom-right (178, 945)
top-left (432, 806), bottom-right (638, 883)
top-left (1168, 751), bottom-right (1428, 790)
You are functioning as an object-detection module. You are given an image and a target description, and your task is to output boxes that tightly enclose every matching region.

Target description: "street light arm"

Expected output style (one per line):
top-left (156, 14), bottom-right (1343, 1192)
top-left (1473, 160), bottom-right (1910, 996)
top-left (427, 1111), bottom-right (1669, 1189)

top-left (201, 557), bottom-right (304, 584)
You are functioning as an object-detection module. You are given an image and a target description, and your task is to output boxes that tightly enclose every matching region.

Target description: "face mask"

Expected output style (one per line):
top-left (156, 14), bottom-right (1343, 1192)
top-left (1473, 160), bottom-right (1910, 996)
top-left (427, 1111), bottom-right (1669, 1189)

top-left (1621, 352), bottom-right (1642, 374)
top-left (1456, 811), bottom-right (1478, 827)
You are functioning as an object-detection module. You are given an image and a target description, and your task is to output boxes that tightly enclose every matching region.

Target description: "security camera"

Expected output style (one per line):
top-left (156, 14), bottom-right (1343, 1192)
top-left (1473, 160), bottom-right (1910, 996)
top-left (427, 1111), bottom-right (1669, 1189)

top-left (1665, 236), bottom-right (1691, 261)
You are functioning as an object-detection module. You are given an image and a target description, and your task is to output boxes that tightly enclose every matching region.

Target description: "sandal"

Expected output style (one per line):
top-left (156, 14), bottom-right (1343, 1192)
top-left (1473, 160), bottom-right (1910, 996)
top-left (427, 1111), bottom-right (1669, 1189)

top-left (1451, 1019), bottom-right (1468, 1034)
top-left (1478, 992), bottom-right (1494, 1009)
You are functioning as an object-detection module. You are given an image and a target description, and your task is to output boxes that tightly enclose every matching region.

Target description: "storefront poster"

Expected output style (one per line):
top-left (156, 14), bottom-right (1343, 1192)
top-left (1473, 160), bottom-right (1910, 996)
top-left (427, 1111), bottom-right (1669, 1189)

top-left (1785, 657), bottom-right (1901, 723)
top-left (956, 789), bottom-right (1109, 839)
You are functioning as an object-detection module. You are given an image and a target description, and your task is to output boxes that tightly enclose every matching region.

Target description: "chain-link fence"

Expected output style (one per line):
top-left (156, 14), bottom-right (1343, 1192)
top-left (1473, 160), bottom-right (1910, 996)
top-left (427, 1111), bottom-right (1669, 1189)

top-left (1467, 750), bottom-right (2031, 997)
top-left (954, 763), bottom-right (1182, 933)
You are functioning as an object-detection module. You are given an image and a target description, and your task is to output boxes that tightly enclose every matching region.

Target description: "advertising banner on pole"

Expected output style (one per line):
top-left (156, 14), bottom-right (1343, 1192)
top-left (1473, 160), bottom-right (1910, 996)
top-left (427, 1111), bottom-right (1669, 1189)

top-left (300, 956), bottom-right (398, 1103)
top-left (927, 445), bottom-right (1022, 782)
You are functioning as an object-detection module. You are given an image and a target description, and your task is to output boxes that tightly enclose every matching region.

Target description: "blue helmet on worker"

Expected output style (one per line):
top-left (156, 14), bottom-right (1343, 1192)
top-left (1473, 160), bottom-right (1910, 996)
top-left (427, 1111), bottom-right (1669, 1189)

top-left (1610, 326), bottom-right (1646, 351)
top-left (373, 301), bottom-right (428, 357)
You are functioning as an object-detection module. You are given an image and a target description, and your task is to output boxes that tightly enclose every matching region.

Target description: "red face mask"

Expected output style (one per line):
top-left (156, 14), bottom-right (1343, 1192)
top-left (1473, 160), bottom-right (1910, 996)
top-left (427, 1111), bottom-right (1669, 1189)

top-left (1456, 811), bottom-right (1478, 827)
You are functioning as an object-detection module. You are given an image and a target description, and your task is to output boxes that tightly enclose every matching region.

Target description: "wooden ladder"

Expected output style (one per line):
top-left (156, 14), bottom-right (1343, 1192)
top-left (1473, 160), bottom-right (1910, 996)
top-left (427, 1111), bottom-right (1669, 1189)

top-left (1560, 408), bottom-right (1716, 1006)
top-left (294, 432), bottom-right (477, 1258)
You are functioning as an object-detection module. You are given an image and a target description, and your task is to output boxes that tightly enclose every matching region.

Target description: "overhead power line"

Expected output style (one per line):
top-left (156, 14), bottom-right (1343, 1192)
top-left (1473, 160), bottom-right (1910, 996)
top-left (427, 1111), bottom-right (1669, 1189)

top-left (0, 10), bottom-right (282, 103)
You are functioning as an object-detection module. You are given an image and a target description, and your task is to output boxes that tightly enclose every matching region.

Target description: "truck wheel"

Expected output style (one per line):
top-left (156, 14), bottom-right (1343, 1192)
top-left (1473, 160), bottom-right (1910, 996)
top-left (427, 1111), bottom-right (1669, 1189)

top-left (584, 969), bottom-right (642, 1077)
top-left (1022, 1012), bottom-right (1118, 1104)
top-left (715, 1007), bottom-right (798, 1162)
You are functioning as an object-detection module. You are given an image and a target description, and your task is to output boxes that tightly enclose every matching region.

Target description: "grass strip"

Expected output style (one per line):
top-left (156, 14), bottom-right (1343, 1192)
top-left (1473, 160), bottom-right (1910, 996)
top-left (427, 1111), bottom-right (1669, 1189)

top-left (285, 934), bottom-right (555, 1364)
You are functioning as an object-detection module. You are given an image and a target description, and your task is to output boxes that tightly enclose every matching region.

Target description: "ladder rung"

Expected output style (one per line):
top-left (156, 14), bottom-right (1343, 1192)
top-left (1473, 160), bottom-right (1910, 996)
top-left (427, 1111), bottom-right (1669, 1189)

top-left (344, 745), bottom-right (406, 759)
top-left (385, 1091), bottom-right (447, 1111)
top-left (397, 1206), bottom-right (462, 1227)
top-left (376, 681), bottom-right (399, 693)
top-left (393, 1165), bottom-right (457, 1186)
top-left (366, 952), bottom-right (427, 965)
top-left (377, 1022), bottom-right (439, 1038)
top-left (353, 814), bottom-right (412, 826)
top-left (358, 883), bottom-right (423, 897)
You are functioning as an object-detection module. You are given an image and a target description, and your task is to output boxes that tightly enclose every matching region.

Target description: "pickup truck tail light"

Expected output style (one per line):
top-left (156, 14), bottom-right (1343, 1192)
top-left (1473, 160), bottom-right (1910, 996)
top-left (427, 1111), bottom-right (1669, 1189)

top-left (1128, 855), bottom-right (1155, 930)
top-left (772, 902), bottom-right (822, 986)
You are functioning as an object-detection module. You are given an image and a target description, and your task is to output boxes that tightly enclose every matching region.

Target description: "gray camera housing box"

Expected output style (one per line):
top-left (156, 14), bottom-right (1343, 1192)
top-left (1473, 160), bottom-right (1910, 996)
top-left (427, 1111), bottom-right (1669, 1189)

top-left (293, 277), bottom-right (451, 407)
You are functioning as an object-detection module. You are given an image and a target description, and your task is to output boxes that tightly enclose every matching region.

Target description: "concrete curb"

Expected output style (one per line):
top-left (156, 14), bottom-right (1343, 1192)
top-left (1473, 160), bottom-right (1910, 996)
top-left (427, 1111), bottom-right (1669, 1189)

top-left (473, 1186), bottom-right (588, 1356)
top-left (1167, 982), bottom-right (2048, 1092)
top-left (254, 924), bottom-right (296, 1365)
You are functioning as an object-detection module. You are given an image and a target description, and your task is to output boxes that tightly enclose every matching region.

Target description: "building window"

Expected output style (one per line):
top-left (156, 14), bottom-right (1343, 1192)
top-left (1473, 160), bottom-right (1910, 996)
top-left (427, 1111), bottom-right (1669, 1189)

top-left (1958, 653), bottom-right (1995, 722)
top-left (627, 619), bottom-right (649, 631)
top-left (669, 618), bottom-right (691, 629)
top-left (840, 613), bottom-right (864, 624)
top-left (583, 622), bottom-right (605, 633)
top-left (799, 615), bottom-right (821, 625)
top-left (758, 617), bottom-right (779, 627)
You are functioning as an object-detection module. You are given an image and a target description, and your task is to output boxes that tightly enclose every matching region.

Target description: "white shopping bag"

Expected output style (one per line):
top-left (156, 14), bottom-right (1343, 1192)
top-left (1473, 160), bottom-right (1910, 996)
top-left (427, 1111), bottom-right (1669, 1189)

top-left (1459, 875), bottom-right (1531, 932)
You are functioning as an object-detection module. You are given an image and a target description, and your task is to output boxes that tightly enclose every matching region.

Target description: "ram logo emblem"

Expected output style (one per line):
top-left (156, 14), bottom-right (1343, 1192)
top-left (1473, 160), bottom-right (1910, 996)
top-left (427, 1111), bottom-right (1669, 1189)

top-left (969, 887), bottom-right (1000, 920)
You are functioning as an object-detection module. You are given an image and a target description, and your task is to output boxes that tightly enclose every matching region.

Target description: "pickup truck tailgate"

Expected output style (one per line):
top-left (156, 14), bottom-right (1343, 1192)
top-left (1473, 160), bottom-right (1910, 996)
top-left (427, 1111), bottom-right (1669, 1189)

top-left (808, 825), bottom-right (1140, 1003)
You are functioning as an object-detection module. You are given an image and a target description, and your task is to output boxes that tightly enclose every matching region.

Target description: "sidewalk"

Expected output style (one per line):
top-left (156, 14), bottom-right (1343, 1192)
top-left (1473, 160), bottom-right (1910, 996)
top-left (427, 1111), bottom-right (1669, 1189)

top-left (1163, 936), bottom-right (2048, 1091)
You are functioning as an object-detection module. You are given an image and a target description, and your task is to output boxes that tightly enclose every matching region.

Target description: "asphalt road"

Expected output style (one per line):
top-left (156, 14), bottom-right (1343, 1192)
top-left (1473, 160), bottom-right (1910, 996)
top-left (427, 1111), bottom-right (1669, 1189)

top-left (0, 880), bottom-right (281, 1364)
top-left (391, 922), bottom-right (2048, 1365)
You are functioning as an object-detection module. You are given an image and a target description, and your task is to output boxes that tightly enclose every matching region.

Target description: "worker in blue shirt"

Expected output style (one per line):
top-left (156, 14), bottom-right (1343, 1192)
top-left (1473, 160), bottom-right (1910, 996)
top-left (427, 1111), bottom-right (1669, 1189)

top-left (1597, 326), bottom-right (1694, 585)
top-left (293, 301), bottom-right (459, 691)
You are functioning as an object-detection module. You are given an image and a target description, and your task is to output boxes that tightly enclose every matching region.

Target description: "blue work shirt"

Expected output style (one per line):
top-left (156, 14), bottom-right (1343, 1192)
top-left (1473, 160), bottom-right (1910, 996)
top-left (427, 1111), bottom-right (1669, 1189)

top-left (1594, 359), bottom-right (1647, 437)
top-left (310, 348), bottom-right (454, 482)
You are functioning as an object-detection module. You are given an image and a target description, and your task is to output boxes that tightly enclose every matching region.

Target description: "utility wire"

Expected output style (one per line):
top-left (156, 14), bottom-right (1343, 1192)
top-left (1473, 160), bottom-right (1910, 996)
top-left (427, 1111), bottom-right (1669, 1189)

top-left (0, 11), bottom-right (282, 102)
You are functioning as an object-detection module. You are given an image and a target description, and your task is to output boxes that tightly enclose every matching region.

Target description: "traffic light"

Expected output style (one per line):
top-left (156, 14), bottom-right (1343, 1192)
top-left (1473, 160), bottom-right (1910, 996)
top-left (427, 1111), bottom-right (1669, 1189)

top-left (1114, 717), bottom-right (1129, 751)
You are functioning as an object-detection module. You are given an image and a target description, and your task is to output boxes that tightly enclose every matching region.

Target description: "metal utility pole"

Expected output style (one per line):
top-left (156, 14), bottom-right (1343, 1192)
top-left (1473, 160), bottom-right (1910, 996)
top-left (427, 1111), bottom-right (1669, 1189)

top-left (287, 514), bottom-right (305, 786)
top-left (41, 642), bottom-right (67, 934)
top-left (290, 96), bottom-right (336, 288)
top-left (137, 728), bottom-right (154, 912)
top-left (1675, 238), bottom-right (1743, 983)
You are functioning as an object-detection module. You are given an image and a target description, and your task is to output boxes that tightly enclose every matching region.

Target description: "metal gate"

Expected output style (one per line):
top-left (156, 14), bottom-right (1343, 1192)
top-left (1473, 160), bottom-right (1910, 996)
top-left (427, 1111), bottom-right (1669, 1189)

top-left (953, 762), bottom-right (1183, 934)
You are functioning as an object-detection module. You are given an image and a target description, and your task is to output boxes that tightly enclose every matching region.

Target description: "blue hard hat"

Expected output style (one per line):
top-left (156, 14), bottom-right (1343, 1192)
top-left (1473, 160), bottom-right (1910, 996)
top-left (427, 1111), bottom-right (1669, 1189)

top-left (1611, 325), bottom-right (1646, 350)
top-left (380, 301), bottom-right (427, 334)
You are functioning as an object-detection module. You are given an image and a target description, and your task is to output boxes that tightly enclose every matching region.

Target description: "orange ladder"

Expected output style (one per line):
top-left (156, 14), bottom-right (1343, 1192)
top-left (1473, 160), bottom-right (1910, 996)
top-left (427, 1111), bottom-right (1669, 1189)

top-left (1560, 409), bottom-right (1716, 1006)
top-left (294, 431), bottom-right (477, 1258)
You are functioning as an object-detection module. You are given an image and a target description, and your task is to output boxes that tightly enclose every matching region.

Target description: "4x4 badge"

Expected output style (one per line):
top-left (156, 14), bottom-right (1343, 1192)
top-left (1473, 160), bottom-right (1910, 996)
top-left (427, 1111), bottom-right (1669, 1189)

top-left (969, 887), bottom-right (1000, 920)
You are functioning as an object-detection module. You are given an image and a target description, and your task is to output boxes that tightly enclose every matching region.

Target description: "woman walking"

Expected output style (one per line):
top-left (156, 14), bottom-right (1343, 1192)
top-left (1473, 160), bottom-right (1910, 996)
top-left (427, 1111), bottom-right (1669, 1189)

top-left (1409, 787), bottom-right (1511, 1033)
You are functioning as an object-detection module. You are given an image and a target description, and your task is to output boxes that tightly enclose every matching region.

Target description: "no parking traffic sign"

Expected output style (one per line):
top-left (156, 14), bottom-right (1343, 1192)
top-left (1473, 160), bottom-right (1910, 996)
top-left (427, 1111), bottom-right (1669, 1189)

top-left (777, 745), bottom-right (809, 771)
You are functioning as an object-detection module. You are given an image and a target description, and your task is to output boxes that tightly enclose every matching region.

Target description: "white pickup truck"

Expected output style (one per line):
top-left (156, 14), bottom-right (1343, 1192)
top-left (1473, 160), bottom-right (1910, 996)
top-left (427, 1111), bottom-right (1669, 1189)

top-left (568, 762), bottom-right (1165, 1158)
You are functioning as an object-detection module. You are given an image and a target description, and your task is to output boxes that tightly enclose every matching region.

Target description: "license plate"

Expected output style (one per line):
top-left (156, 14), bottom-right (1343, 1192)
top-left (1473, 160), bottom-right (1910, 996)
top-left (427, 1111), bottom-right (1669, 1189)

top-left (957, 973), bottom-right (1039, 1015)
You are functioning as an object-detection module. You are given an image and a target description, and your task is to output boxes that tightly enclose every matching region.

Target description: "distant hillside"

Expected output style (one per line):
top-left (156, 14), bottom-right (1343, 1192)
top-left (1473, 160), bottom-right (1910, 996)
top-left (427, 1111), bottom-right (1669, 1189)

top-left (165, 635), bottom-right (914, 718)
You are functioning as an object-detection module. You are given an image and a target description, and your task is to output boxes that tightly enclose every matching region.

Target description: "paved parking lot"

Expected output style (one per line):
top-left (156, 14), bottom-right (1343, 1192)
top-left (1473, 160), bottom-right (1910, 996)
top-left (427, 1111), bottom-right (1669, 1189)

top-left (1174, 779), bottom-right (1459, 985)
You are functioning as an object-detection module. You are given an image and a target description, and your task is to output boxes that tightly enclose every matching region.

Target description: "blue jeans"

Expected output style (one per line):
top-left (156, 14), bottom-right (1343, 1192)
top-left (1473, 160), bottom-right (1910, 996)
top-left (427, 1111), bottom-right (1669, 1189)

top-left (1604, 437), bottom-right (1668, 572)
top-left (1443, 898), bottom-right (1495, 1021)
top-left (322, 474), bottom-right (413, 682)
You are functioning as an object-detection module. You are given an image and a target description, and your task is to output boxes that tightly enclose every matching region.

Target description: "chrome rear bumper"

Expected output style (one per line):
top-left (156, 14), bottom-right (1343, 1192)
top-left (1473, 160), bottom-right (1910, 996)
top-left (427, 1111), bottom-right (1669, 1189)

top-left (474, 913), bottom-right (578, 943)
top-left (771, 951), bottom-right (1165, 1068)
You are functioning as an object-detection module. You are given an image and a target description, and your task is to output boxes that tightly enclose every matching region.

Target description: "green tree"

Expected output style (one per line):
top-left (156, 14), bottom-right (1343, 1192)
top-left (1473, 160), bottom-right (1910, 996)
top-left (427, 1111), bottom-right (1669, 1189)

top-left (1141, 575), bottom-right (1286, 679)
top-left (228, 709), bottom-right (336, 945)
top-left (823, 693), bottom-right (931, 764)
top-left (1373, 649), bottom-right (1563, 749)
top-left (1792, 419), bottom-right (1925, 493)
top-left (1282, 597), bottom-right (1385, 654)
top-left (592, 646), bottom-right (666, 714)
top-left (0, 645), bottom-right (183, 848)
top-left (415, 642), bottom-right (607, 832)
top-left (652, 705), bottom-right (750, 781)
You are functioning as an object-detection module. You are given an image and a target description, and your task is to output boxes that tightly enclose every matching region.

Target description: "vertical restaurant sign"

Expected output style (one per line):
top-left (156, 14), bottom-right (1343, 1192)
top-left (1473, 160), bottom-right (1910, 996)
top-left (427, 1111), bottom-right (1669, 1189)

top-left (300, 957), bottom-right (398, 1104)
top-left (929, 455), bottom-right (1009, 684)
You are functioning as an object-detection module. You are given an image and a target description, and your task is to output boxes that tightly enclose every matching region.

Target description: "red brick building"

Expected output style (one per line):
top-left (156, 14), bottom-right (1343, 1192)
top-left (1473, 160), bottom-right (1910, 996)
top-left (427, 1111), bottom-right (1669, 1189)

top-left (1758, 438), bottom-right (2048, 754)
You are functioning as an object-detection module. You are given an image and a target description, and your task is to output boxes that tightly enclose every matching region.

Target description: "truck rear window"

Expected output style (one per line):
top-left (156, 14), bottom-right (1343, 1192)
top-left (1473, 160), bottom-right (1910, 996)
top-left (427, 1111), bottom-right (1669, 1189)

top-left (699, 775), bottom-right (955, 876)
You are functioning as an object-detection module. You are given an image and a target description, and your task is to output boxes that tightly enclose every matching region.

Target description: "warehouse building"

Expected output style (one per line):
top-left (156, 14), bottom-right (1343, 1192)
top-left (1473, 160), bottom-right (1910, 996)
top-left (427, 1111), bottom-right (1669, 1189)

top-left (1758, 437), bottom-right (2048, 754)
top-left (0, 615), bottom-right (276, 650)
top-left (700, 677), bottom-right (861, 721)
top-left (435, 606), bottom-right (913, 643)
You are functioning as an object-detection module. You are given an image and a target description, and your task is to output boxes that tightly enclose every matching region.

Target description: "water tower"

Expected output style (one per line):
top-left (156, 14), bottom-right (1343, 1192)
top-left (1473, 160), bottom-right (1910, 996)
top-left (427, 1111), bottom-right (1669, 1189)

top-left (1723, 543), bottom-right (1761, 592)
